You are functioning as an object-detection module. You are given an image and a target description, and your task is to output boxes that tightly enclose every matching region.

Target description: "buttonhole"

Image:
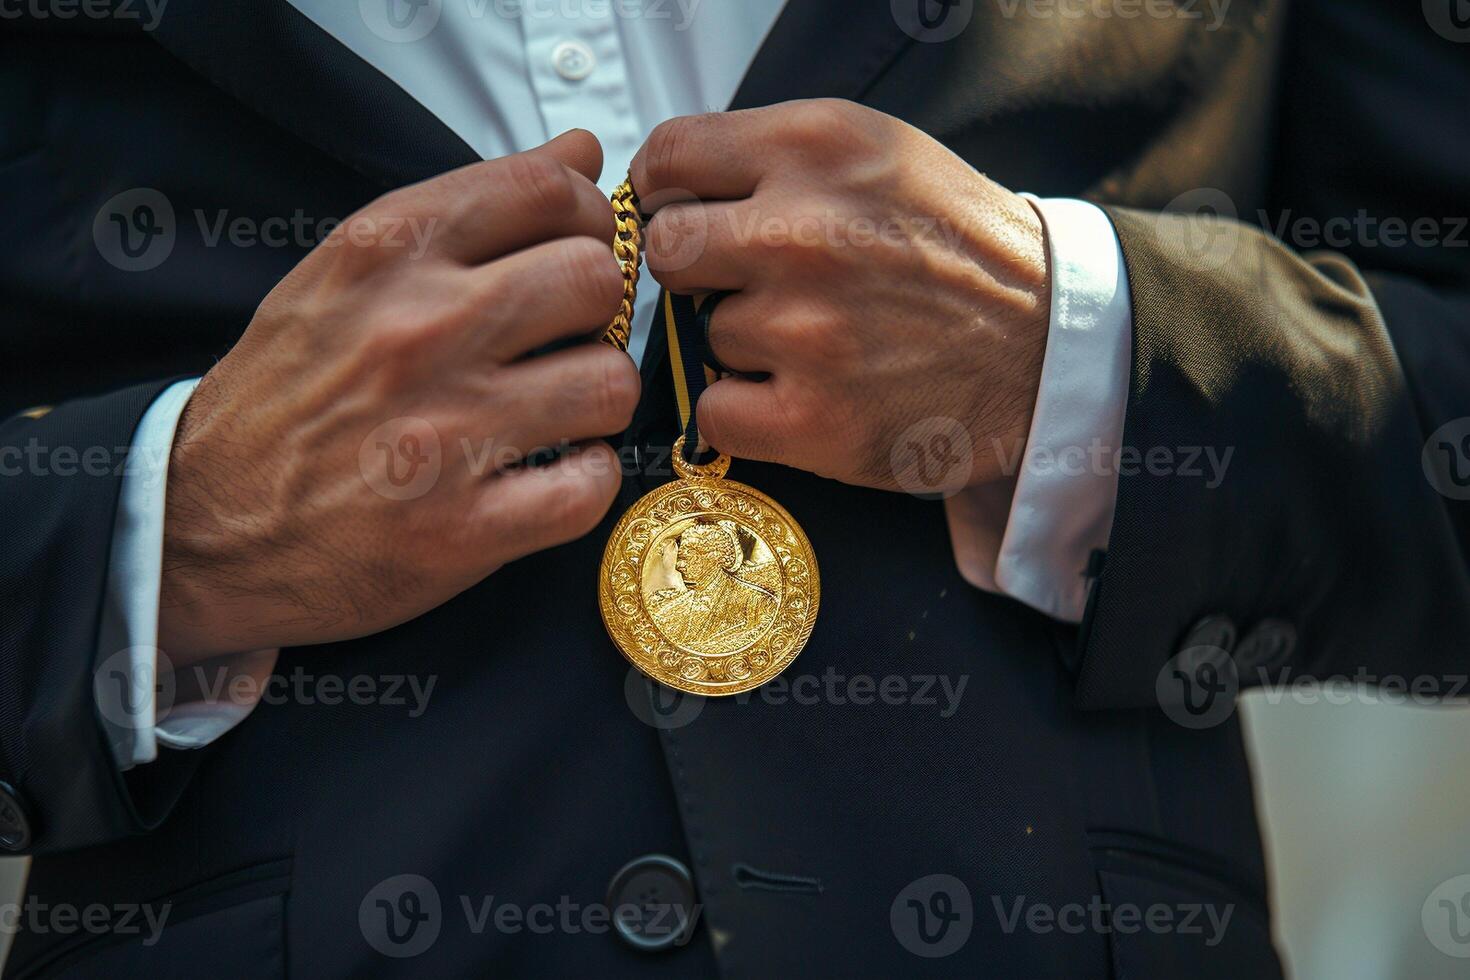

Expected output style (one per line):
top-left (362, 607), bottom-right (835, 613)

top-left (732, 863), bottom-right (823, 895)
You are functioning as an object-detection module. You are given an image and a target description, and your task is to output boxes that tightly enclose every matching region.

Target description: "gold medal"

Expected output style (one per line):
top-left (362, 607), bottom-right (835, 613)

top-left (600, 437), bottom-right (820, 696)
top-left (598, 177), bottom-right (819, 695)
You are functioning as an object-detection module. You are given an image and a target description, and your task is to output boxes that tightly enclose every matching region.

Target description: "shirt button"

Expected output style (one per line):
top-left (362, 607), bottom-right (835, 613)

top-left (552, 40), bottom-right (596, 81)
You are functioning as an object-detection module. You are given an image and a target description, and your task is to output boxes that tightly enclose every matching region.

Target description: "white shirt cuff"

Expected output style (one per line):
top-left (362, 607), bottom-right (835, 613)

top-left (98, 378), bottom-right (279, 769)
top-left (946, 197), bottom-right (1132, 623)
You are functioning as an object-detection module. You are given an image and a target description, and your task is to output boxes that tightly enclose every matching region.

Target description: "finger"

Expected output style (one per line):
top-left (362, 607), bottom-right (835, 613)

top-left (699, 291), bottom-right (785, 375)
top-left (532, 128), bottom-right (605, 185)
top-left (695, 375), bottom-right (801, 466)
top-left (474, 440), bottom-right (623, 562)
top-left (642, 201), bottom-right (753, 293)
top-left (631, 111), bottom-right (769, 205)
top-left (480, 344), bottom-right (641, 461)
top-left (388, 132), bottom-right (615, 264)
top-left (469, 236), bottom-right (624, 359)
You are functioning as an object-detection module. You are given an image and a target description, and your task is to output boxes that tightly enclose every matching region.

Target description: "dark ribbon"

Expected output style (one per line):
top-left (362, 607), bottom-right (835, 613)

top-left (663, 290), bottom-right (734, 464)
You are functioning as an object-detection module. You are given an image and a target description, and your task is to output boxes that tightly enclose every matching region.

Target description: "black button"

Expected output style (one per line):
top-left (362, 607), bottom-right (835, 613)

top-left (606, 854), bottom-right (697, 952)
top-left (0, 781), bottom-right (32, 852)
top-left (1234, 619), bottom-right (1297, 677)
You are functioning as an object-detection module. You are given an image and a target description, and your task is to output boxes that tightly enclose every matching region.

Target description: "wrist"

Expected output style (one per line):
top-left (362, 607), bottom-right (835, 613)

top-left (157, 376), bottom-right (283, 662)
top-left (965, 189), bottom-right (1051, 487)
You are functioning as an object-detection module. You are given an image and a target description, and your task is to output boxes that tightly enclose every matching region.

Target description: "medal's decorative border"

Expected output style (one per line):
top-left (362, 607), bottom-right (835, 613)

top-left (599, 476), bottom-right (819, 697)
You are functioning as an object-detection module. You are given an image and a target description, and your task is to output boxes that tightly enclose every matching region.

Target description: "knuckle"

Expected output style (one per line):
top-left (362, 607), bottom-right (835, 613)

top-left (370, 185), bottom-right (437, 232)
top-left (322, 207), bottom-right (391, 269)
top-left (596, 353), bottom-right (641, 428)
top-left (642, 116), bottom-right (697, 189)
top-left (789, 99), bottom-right (870, 155)
top-left (509, 153), bottom-right (578, 217)
top-left (697, 405), bottom-right (732, 452)
top-left (806, 310), bottom-right (855, 359)
top-left (548, 468), bottom-right (614, 537)
top-left (645, 205), bottom-right (708, 265)
top-left (574, 349), bottom-right (638, 430)
top-left (695, 390), bottom-right (739, 451)
top-left (578, 189), bottom-right (618, 244)
top-left (355, 279), bottom-right (463, 368)
top-left (794, 100), bottom-right (848, 137)
top-left (556, 236), bottom-right (624, 316)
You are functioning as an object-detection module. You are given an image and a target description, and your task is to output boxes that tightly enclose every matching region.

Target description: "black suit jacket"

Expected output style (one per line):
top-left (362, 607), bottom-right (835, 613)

top-left (2, 0), bottom-right (1467, 976)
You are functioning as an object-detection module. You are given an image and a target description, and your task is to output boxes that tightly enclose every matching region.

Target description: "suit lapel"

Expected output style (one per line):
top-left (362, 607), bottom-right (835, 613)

top-left (148, 0), bottom-right (911, 189)
top-left (730, 0), bottom-right (918, 110)
top-left (148, 0), bottom-right (479, 189)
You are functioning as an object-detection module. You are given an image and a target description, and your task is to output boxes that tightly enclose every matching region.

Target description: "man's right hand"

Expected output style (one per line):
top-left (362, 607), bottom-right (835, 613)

top-left (157, 130), bottom-right (638, 660)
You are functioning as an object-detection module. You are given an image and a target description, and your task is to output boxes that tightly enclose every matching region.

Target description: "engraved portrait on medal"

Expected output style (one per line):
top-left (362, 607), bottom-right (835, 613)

top-left (598, 445), bottom-right (820, 697)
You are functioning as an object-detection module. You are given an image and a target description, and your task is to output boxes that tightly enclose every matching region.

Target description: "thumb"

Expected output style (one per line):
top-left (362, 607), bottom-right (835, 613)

top-left (528, 129), bottom-right (604, 185)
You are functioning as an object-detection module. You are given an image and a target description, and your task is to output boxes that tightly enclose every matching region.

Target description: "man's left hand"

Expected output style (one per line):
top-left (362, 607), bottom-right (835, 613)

top-left (630, 98), bottom-right (1051, 493)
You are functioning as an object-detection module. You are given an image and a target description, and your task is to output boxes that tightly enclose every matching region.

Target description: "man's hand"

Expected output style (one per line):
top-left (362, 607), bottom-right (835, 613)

top-left (630, 99), bottom-right (1050, 494)
top-left (159, 130), bottom-right (638, 660)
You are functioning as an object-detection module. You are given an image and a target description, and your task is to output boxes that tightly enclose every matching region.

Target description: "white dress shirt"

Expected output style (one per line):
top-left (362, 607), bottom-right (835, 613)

top-left (106, 0), bottom-right (1131, 767)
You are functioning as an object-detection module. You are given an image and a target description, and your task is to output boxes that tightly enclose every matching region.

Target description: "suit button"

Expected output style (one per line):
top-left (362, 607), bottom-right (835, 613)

top-left (1179, 615), bottom-right (1236, 656)
top-left (1234, 619), bottom-right (1297, 677)
top-left (0, 781), bottom-right (32, 852)
top-left (606, 854), bottom-right (697, 952)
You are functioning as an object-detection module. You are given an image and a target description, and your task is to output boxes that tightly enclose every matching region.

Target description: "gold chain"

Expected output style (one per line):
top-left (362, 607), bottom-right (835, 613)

top-left (603, 176), bottom-right (642, 352)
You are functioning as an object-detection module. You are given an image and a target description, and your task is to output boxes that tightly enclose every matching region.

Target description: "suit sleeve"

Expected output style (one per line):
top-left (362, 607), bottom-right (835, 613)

top-left (1073, 0), bottom-right (1470, 708)
top-left (0, 382), bottom-right (203, 853)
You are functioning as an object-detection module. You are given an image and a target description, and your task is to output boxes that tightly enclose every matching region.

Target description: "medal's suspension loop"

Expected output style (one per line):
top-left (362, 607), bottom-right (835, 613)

top-left (670, 436), bottom-right (731, 481)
